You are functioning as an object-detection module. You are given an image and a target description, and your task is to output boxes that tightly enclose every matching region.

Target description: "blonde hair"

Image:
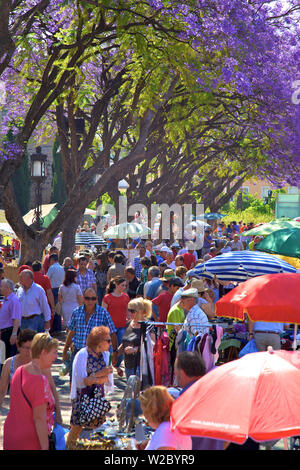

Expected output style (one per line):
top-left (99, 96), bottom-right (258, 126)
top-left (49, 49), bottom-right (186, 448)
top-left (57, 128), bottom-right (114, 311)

top-left (128, 298), bottom-right (152, 321)
top-left (139, 386), bottom-right (174, 424)
top-left (31, 333), bottom-right (59, 359)
top-left (175, 266), bottom-right (187, 278)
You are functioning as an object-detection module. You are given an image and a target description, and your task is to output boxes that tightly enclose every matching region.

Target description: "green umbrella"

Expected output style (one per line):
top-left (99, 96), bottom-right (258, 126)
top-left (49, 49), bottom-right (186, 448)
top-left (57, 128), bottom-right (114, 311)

top-left (256, 227), bottom-right (300, 259)
top-left (102, 222), bottom-right (152, 239)
top-left (243, 219), bottom-right (300, 237)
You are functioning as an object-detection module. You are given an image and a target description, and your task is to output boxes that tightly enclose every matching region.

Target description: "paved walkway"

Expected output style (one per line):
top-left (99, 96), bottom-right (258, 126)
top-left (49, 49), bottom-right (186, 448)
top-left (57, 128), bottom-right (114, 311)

top-left (0, 332), bottom-right (127, 449)
top-left (0, 333), bottom-right (291, 450)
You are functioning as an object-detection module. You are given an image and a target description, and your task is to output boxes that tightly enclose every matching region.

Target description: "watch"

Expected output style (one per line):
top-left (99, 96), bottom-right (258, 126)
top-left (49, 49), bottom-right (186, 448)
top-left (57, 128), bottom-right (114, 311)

top-left (113, 349), bottom-right (118, 353)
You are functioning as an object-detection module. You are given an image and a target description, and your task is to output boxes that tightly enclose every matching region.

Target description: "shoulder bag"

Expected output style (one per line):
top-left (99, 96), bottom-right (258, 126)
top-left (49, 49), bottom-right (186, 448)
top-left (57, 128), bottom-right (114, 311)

top-left (20, 367), bottom-right (56, 450)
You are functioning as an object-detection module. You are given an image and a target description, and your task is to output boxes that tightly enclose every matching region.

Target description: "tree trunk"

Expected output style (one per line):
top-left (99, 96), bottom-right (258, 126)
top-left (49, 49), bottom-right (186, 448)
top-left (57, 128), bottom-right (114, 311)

top-left (59, 208), bottom-right (85, 262)
top-left (19, 233), bottom-right (45, 265)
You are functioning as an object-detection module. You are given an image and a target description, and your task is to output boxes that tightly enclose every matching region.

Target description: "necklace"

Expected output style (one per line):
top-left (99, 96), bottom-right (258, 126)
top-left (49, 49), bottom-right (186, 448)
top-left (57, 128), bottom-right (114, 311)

top-left (31, 360), bottom-right (43, 374)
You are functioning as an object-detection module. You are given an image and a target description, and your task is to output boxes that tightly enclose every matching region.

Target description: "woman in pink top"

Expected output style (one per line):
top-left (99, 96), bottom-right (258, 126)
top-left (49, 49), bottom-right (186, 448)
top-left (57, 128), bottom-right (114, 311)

top-left (3, 333), bottom-right (59, 450)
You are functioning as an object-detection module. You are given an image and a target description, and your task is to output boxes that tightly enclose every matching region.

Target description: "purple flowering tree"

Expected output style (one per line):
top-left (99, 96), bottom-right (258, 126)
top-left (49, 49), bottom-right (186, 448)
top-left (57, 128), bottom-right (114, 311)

top-left (0, 0), bottom-right (299, 260)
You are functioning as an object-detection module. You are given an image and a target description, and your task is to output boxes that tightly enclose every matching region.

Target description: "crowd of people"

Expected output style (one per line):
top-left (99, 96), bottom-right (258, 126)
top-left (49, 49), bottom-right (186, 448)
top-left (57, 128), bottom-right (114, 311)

top-left (0, 219), bottom-right (275, 450)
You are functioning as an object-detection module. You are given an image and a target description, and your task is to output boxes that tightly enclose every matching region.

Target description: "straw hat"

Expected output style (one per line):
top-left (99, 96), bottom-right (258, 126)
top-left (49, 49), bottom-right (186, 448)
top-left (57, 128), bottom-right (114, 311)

top-left (190, 279), bottom-right (209, 293)
top-left (160, 269), bottom-right (175, 282)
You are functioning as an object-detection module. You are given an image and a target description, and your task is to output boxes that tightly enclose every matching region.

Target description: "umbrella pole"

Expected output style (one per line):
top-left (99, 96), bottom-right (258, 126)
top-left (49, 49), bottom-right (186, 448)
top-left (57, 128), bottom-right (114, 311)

top-left (283, 437), bottom-right (289, 450)
top-left (293, 324), bottom-right (297, 351)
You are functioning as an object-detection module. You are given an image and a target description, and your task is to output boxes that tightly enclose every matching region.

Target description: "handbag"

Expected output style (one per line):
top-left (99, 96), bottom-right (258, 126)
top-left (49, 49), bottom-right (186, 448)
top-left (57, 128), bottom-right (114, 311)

top-left (78, 384), bottom-right (111, 428)
top-left (20, 367), bottom-right (56, 450)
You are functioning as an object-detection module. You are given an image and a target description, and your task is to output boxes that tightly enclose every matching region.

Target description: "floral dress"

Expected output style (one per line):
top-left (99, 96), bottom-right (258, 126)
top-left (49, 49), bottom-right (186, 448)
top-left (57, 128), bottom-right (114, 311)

top-left (70, 351), bottom-right (106, 427)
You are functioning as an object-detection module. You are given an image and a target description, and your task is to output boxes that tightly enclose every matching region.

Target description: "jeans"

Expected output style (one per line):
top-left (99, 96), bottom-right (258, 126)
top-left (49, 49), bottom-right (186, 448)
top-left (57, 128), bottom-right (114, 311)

top-left (125, 366), bottom-right (140, 380)
top-left (97, 287), bottom-right (106, 306)
top-left (52, 287), bottom-right (59, 305)
top-left (115, 327), bottom-right (125, 368)
top-left (21, 313), bottom-right (45, 333)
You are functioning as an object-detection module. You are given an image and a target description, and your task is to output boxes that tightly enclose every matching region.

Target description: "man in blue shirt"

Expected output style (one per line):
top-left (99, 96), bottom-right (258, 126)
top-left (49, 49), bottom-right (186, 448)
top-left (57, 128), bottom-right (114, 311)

top-left (63, 287), bottom-right (118, 379)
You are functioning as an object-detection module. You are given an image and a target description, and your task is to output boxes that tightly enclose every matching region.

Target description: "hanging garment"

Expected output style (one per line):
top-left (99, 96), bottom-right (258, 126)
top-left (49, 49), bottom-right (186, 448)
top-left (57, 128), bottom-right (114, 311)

top-left (161, 331), bottom-right (170, 386)
top-left (153, 337), bottom-right (163, 386)
top-left (187, 335), bottom-right (196, 351)
top-left (140, 329), bottom-right (155, 390)
top-left (176, 329), bottom-right (188, 353)
top-left (213, 326), bottom-right (223, 364)
top-left (201, 334), bottom-right (215, 372)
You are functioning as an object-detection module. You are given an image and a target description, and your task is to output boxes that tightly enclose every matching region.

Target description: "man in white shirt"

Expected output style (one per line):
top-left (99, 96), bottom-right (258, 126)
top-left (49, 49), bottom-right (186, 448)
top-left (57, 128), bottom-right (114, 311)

top-left (17, 269), bottom-right (51, 332)
top-left (230, 234), bottom-right (244, 251)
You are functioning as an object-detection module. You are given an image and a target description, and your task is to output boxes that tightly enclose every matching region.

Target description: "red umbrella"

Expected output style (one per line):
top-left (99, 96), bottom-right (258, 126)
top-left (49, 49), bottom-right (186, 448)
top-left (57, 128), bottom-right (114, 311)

top-left (215, 273), bottom-right (300, 323)
top-left (171, 348), bottom-right (300, 444)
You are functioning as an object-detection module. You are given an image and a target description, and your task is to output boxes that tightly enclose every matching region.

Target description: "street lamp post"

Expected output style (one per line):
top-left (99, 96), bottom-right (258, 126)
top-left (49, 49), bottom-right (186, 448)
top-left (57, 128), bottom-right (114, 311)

top-left (30, 146), bottom-right (47, 230)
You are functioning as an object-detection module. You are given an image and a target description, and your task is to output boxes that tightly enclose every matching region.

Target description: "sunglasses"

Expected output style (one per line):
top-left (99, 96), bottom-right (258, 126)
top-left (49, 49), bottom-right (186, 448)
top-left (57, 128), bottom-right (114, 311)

top-left (84, 296), bottom-right (97, 301)
top-left (128, 309), bottom-right (137, 313)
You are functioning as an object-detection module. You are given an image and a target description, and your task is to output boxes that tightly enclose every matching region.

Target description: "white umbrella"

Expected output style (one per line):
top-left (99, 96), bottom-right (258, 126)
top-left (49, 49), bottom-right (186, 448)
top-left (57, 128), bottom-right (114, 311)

top-left (102, 222), bottom-right (152, 239)
top-left (0, 223), bottom-right (16, 237)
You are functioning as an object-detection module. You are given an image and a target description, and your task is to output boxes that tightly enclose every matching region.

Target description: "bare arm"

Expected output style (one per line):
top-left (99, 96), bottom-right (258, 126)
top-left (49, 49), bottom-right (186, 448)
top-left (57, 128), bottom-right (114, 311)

top-left (43, 369), bottom-right (62, 425)
top-left (62, 330), bottom-right (75, 362)
top-left (0, 359), bottom-right (11, 407)
top-left (46, 289), bottom-right (55, 313)
top-left (33, 403), bottom-right (49, 450)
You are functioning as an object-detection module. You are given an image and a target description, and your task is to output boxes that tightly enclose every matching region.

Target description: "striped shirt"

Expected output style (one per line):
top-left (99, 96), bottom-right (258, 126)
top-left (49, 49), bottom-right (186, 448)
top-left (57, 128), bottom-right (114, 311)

top-left (76, 269), bottom-right (96, 293)
top-left (67, 304), bottom-right (116, 350)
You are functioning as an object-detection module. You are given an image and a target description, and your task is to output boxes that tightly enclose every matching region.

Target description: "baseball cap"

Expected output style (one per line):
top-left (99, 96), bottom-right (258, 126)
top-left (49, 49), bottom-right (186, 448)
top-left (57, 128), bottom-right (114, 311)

top-left (18, 265), bottom-right (33, 274)
top-left (160, 246), bottom-right (173, 254)
top-left (168, 277), bottom-right (184, 288)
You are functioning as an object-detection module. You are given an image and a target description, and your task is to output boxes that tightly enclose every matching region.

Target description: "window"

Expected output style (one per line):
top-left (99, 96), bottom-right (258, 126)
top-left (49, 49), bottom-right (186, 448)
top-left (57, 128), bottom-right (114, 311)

top-left (261, 186), bottom-right (270, 198)
top-left (241, 186), bottom-right (249, 194)
top-left (288, 186), bottom-right (299, 195)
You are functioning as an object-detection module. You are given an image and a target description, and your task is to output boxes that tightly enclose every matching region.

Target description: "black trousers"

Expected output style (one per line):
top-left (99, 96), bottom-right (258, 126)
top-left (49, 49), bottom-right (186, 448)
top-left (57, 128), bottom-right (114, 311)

top-left (1, 327), bottom-right (18, 359)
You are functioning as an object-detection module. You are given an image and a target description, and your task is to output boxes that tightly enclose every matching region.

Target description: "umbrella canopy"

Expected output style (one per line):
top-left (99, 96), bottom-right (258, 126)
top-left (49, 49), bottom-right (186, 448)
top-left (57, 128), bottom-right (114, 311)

top-left (0, 223), bottom-right (16, 238)
top-left (243, 219), bottom-right (300, 237)
top-left (102, 222), bottom-right (151, 239)
top-left (256, 227), bottom-right (300, 259)
top-left (271, 254), bottom-right (300, 270)
top-left (171, 348), bottom-right (300, 444)
top-left (23, 203), bottom-right (58, 228)
top-left (187, 250), bottom-right (296, 282)
top-left (202, 213), bottom-right (226, 220)
top-left (185, 220), bottom-right (210, 229)
top-left (75, 232), bottom-right (106, 246)
top-left (215, 273), bottom-right (300, 323)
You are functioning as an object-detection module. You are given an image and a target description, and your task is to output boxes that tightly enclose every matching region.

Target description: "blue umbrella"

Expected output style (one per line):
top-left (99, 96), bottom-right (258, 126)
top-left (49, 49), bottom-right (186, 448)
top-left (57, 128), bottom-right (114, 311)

top-left (203, 213), bottom-right (227, 220)
top-left (188, 250), bottom-right (296, 283)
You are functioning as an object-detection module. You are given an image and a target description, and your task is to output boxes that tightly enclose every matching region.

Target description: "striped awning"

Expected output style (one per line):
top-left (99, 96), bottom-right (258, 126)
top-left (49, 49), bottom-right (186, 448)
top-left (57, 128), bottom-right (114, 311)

top-left (75, 232), bottom-right (106, 246)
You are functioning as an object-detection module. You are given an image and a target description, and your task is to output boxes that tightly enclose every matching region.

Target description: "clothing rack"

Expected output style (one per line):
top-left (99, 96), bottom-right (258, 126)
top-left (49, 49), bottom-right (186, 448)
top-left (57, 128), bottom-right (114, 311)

top-left (139, 320), bottom-right (219, 328)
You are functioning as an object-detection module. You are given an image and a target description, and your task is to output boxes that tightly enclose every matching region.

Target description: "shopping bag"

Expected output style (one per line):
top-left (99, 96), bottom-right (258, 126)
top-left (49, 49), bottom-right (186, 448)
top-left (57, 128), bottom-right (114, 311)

top-left (52, 423), bottom-right (69, 450)
top-left (238, 338), bottom-right (258, 358)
